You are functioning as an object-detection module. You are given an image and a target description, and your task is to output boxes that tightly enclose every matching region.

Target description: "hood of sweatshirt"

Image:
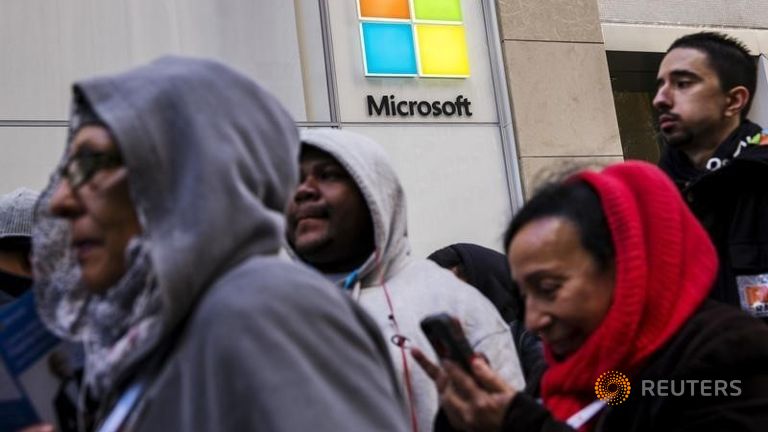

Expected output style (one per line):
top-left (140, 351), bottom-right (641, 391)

top-left (32, 56), bottom-right (299, 395)
top-left (291, 128), bottom-right (410, 287)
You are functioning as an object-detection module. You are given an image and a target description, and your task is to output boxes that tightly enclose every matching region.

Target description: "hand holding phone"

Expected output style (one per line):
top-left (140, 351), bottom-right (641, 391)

top-left (420, 313), bottom-right (476, 373)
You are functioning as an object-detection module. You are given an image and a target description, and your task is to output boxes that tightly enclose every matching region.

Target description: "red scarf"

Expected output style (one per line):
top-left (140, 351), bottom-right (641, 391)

top-left (540, 161), bottom-right (718, 426)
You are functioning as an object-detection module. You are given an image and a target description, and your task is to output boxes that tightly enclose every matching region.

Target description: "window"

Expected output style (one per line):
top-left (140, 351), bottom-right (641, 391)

top-left (606, 51), bottom-right (665, 162)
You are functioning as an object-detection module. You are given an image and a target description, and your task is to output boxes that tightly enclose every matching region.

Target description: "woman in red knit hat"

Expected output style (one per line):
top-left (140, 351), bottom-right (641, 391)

top-left (413, 161), bottom-right (768, 431)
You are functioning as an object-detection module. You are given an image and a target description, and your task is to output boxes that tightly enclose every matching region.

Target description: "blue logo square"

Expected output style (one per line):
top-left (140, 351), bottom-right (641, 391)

top-left (361, 22), bottom-right (417, 76)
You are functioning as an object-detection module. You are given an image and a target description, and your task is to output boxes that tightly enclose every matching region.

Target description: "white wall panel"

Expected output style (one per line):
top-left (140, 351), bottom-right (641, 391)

top-left (295, 0), bottom-right (332, 121)
top-left (0, 0), bottom-right (308, 121)
top-left (345, 125), bottom-right (512, 257)
top-left (749, 55), bottom-right (768, 127)
top-left (599, 0), bottom-right (768, 29)
top-left (0, 127), bottom-right (66, 194)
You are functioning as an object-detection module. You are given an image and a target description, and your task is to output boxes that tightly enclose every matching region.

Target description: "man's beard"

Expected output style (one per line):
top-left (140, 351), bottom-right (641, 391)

top-left (291, 231), bottom-right (333, 263)
top-left (659, 127), bottom-right (694, 149)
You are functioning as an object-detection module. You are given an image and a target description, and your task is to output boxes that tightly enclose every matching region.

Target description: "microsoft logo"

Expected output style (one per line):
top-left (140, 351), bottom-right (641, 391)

top-left (357, 0), bottom-right (470, 78)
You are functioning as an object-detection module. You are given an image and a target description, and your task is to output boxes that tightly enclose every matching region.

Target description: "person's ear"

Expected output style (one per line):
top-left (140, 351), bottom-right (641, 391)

top-left (725, 86), bottom-right (750, 118)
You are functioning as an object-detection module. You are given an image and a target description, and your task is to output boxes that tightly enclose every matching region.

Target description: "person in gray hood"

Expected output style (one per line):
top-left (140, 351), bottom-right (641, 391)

top-left (286, 128), bottom-right (526, 432)
top-left (0, 187), bottom-right (38, 304)
top-left (31, 57), bottom-right (407, 432)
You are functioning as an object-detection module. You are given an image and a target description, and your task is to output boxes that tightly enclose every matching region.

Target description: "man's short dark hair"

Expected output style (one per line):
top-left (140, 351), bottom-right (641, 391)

top-left (668, 32), bottom-right (756, 118)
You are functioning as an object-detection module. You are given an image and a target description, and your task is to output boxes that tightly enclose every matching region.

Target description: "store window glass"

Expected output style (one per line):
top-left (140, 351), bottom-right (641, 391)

top-left (606, 51), bottom-right (664, 163)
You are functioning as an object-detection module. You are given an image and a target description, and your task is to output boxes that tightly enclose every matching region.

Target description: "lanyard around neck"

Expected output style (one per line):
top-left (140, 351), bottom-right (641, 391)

top-left (96, 379), bottom-right (145, 432)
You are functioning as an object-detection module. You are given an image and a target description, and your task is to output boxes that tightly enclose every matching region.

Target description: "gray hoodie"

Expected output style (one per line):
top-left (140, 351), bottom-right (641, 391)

top-left (296, 128), bottom-right (526, 432)
top-left (32, 57), bottom-right (407, 431)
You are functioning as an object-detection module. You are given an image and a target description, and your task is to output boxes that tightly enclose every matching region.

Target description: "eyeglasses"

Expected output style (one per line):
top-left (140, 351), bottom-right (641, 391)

top-left (58, 149), bottom-right (124, 189)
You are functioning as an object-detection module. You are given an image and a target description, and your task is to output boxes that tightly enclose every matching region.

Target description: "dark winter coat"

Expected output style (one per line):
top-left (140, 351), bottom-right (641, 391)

top-left (660, 120), bottom-right (768, 321)
top-left (495, 301), bottom-right (768, 431)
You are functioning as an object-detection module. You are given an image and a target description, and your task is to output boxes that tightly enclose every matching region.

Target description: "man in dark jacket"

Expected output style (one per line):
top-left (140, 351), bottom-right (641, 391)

top-left (654, 31), bottom-right (768, 321)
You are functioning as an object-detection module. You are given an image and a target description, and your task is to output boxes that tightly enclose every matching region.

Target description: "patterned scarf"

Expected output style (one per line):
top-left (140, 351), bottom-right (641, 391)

top-left (32, 95), bottom-right (164, 398)
top-left (32, 214), bottom-right (163, 399)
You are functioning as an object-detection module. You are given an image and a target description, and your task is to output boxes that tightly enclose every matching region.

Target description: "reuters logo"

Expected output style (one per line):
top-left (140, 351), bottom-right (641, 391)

top-left (595, 371), bottom-right (631, 405)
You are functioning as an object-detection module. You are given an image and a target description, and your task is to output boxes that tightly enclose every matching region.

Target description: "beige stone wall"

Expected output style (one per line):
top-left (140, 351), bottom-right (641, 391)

top-left (497, 0), bottom-right (623, 197)
top-left (598, 0), bottom-right (768, 29)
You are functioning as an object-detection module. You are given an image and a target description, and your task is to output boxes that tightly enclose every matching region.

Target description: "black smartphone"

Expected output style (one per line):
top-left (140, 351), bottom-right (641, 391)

top-left (420, 313), bottom-right (475, 373)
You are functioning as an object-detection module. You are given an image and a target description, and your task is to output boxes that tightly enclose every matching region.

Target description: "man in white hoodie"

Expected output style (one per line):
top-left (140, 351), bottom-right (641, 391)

top-left (286, 128), bottom-right (526, 432)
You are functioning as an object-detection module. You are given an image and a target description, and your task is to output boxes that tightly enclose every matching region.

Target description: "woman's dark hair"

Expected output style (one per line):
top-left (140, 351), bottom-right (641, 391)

top-left (504, 180), bottom-right (615, 273)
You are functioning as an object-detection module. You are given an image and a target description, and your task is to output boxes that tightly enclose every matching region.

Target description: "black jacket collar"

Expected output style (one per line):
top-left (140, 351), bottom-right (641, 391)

top-left (659, 120), bottom-right (764, 190)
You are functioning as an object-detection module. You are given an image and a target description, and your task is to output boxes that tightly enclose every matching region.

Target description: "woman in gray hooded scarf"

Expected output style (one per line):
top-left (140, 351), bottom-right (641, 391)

top-left (32, 57), bottom-right (407, 432)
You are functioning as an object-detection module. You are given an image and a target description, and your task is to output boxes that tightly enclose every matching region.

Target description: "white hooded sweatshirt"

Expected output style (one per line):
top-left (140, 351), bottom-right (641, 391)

top-left (296, 129), bottom-right (526, 432)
